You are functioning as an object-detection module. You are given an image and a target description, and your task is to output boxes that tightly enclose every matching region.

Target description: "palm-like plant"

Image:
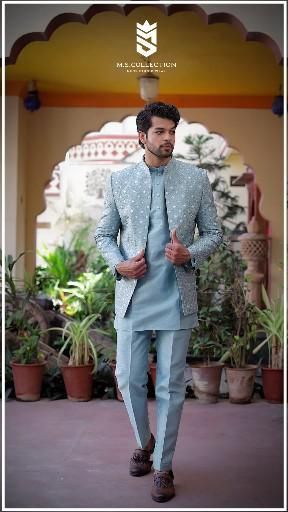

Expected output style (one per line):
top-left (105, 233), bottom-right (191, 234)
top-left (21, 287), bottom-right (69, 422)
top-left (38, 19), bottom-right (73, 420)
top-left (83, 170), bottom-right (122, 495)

top-left (175, 134), bottom-right (246, 234)
top-left (252, 286), bottom-right (284, 369)
top-left (59, 269), bottom-right (114, 319)
top-left (48, 314), bottom-right (99, 373)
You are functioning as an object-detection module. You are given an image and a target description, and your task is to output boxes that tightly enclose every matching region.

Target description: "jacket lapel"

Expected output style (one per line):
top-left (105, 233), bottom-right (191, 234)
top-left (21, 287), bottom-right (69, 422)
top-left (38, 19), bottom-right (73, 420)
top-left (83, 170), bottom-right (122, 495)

top-left (135, 162), bottom-right (152, 248)
top-left (164, 158), bottom-right (179, 231)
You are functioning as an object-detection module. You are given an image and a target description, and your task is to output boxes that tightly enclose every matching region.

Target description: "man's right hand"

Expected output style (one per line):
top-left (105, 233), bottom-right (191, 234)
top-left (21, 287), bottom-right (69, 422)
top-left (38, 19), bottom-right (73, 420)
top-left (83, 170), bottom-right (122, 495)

top-left (116, 249), bottom-right (147, 279)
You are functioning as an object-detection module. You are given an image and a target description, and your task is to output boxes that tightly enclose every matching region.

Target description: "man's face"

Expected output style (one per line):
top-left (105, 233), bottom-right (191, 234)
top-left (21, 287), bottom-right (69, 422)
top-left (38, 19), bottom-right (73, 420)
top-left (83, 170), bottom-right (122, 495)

top-left (139, 116), bottom-right (176, 159)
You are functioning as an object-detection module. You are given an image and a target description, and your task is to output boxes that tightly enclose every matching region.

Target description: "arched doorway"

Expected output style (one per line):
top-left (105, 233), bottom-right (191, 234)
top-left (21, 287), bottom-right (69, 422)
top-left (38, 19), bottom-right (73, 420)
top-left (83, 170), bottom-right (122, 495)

top-left (35, 115), bottom-right (257, 259)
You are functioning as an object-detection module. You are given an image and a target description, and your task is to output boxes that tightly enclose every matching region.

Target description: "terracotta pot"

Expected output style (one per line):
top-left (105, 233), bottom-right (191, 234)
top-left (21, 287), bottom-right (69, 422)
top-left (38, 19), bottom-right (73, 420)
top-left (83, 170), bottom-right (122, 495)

top-left (191, 362), bottom-right (224, 403)
top-left (61, 364), bottom-right (94, 401)
top-left (11, 361), bottom-right (46, 401)
top-left (109, 362), bottom-right (124, 402)
top-left (262, 367), bottom-right (283, 403)
top-left (226, 365), bottom-right (257, 404)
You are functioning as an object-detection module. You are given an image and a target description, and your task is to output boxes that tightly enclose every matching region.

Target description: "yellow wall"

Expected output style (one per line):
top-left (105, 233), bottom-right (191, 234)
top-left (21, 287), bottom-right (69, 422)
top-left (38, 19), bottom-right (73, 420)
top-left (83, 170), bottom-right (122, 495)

top-left (5, 98), bottom-right (19, 262)
top-left (12, 103), bottom-right (283, 297)
top-left (5, 97), bottom-right (28, 277)
top-left (17, 98), bottom-right (28, 277)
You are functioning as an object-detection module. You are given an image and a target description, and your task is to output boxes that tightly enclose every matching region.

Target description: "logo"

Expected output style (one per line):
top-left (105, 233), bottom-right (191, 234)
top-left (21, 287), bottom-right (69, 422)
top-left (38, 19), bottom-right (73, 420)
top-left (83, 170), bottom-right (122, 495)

top-left (136, 20), bottom-right (157, 58)
top-left (114, 19), bottom-right (176, 74)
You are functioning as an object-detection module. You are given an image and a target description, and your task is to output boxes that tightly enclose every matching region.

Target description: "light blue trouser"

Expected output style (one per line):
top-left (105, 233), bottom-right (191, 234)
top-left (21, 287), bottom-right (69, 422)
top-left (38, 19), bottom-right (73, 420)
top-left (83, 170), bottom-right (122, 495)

top-left (115, 329), bottom-right (191, 471)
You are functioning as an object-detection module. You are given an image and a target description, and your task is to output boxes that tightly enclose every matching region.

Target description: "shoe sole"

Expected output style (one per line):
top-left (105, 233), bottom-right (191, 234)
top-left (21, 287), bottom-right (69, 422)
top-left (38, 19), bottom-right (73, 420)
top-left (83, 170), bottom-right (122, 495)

top-left (129, 464), bottom-right (152, 477)
top-left (151, 492), bottom-right (175, 503)
top-left (130, 470), bottom-right (152, 477)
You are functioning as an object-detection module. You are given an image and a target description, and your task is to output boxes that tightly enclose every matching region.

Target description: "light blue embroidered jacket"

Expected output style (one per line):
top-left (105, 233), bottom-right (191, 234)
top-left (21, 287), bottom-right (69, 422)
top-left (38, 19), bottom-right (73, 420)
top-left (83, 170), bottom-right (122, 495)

top-left (94, 157), bottom-right (223, 318)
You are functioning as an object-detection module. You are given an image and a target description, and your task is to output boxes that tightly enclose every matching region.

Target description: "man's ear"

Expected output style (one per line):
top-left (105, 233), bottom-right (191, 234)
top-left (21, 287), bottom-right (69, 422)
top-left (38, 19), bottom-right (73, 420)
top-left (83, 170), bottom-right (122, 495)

top-left (139, 131), bottom-right (146, 146)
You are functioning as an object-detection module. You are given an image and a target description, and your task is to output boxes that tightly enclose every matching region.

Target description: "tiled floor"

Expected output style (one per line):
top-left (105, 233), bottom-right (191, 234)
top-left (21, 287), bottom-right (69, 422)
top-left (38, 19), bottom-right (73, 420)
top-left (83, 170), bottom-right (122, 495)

top-left (4, 397), bottom-right (285, 509)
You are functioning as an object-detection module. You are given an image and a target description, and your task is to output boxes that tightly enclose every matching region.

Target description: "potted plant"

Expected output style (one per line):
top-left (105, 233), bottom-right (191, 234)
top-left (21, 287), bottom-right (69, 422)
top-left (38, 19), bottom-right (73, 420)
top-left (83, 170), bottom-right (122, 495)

top-left (188, 243), bottom-right (244, 403)
top-left (10, 326), bottom-right (47, 401)
top-left (252, 286), bottom-right (284, 403)
top-left (93, 321), bottom-right (124, 402)
top-left (2, 251), bottom-right (50, 401)
top-left (220, 271), bottom-right (259, 404)
top-left (190, 338), bottom-right (225, 404)
top-left (48, 314), bottom-right (99, 401)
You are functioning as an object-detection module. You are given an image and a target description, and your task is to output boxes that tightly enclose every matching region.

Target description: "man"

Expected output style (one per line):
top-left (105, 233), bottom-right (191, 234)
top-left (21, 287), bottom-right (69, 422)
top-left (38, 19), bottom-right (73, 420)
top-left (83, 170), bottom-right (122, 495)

top-left (95, 102), bottom-right (223, 502)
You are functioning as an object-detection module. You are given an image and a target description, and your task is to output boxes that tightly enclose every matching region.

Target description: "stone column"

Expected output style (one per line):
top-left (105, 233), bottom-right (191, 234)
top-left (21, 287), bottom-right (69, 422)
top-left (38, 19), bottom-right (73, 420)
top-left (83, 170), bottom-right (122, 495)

top-left (238, 218), bottom-right (270, 307)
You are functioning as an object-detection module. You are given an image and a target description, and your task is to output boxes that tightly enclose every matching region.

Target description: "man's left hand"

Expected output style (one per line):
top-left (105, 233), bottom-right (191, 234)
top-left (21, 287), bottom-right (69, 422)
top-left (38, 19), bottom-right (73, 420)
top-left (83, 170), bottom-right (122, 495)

top-left (165, 229), bottom-right (191, 265)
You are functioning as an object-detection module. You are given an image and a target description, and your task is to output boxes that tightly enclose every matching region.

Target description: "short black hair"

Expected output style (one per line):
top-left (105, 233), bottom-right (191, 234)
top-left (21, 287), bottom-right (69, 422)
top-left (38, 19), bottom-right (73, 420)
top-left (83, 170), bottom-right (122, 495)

top-left (136, 102), bottom-right (180, 148)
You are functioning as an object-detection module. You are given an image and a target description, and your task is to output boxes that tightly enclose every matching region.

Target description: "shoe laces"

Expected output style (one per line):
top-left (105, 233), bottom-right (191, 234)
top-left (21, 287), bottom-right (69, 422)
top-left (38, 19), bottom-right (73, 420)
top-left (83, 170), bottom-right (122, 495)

top-left (154, 471), bottom-right (173, 488)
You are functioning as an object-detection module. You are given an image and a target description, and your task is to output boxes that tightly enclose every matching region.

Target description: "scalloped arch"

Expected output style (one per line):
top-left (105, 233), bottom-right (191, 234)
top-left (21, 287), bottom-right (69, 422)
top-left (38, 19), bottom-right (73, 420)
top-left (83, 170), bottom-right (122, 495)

top-left (43, 114), bottom-right (268, 231)
top-left (4, 3), bottom-right (283, 67)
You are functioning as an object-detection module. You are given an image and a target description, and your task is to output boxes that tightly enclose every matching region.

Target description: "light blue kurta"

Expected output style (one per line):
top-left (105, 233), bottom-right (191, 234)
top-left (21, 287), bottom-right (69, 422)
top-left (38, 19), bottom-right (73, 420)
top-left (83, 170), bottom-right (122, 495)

top-left (114, 166), bottom-right (198, 331)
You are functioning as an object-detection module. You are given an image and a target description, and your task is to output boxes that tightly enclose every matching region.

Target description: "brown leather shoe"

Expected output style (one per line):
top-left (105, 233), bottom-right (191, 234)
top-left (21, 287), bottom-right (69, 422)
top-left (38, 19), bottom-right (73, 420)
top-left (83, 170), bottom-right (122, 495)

top-left (129, 434), bottom-right (155, 477)
top-left (151, 470), bottom-right (175, 502)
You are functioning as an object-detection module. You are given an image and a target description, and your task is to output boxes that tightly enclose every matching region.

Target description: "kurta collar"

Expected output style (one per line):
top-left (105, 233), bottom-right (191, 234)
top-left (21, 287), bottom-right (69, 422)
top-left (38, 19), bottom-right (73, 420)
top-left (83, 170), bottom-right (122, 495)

top-left (139, 156), bottom-right (175, 175)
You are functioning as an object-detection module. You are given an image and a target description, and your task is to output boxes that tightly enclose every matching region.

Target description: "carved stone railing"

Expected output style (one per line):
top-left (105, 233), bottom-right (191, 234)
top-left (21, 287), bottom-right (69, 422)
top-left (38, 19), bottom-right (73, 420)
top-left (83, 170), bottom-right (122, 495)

top-left (66, 135), bottom-right (139, 162)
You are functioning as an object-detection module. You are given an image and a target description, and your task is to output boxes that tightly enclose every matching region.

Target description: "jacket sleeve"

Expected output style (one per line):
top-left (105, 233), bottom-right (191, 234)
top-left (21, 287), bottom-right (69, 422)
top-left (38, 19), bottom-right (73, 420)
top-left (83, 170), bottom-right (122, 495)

top-left (187, 169), bottom-right (223, 270)
top-left (94, 174), bottom-right (124, 277)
